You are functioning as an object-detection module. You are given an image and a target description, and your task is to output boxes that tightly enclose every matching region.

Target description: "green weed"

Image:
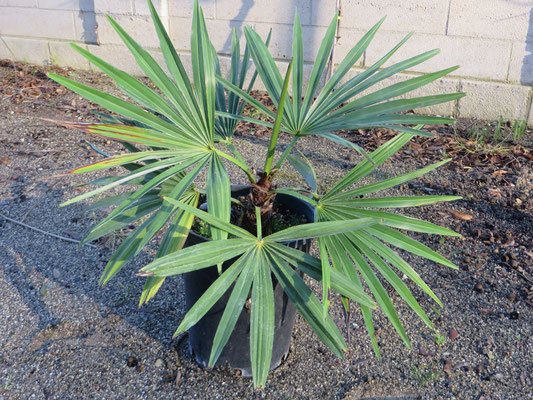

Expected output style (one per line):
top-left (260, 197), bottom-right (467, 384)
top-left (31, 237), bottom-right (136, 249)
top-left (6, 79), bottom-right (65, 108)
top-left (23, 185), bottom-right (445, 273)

top-left (434, 331), bottom-right (446, 346)
top-left (411, 365), bottom-right (441, 387)
top-left (455, 117), bottom-right (529, 155)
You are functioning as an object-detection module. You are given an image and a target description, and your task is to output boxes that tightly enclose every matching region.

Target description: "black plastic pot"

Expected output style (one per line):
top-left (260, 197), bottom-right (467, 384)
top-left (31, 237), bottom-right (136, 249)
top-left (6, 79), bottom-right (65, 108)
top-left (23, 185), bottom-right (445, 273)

top-left (183, 185), bottom-right (314, 376)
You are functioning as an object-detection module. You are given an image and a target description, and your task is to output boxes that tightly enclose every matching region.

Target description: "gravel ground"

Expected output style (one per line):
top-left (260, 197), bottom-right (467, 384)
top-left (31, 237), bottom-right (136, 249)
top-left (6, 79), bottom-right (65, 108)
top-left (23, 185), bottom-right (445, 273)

top-left (0, 63), bottom-right (532, 400)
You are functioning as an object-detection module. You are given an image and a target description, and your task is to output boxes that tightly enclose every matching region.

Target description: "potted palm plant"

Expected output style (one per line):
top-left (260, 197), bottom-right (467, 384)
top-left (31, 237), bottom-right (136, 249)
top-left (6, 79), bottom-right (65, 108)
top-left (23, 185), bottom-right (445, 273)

top-left (48, 0), bottom-right (464, 387)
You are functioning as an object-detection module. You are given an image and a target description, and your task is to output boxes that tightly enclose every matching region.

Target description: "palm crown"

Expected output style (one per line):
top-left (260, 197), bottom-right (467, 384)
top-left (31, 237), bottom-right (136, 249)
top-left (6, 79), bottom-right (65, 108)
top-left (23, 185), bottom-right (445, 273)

top-left (49, 0), bottom-right (464, 387)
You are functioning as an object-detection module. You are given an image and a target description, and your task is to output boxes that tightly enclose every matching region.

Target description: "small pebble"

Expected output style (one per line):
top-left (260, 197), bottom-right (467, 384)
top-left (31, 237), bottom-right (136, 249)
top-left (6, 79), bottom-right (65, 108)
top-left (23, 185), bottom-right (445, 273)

top-left (52, 268), bottom-right (61, 279)
top-left (493, 373), bottom-right (504, 381)
top-left (474, 283), bottom-right (484, 294)
top-left (449, 329), bottom-right (459, 341)
top-left (127, 356), bottom-right (138, 368)
top-left (155, 358), bottom-right (163, 368)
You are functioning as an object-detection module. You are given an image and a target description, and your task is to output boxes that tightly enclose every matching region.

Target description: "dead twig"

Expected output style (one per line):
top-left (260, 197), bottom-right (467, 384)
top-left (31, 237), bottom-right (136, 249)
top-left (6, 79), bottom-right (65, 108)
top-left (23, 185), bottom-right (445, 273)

top-left (0, 212), bottom-right (96, 248)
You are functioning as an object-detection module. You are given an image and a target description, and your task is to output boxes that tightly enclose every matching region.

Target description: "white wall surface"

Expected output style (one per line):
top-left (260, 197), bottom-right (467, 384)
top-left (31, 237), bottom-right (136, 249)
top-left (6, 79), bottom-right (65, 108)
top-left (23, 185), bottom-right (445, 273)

top-left (1, 0), bottom-right (533, 123)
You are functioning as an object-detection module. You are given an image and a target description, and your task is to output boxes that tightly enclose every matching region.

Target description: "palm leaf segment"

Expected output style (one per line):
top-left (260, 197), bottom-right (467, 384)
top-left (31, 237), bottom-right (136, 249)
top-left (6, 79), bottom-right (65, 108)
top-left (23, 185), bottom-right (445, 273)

top-left (218, 10), bottom-right (465, 165)
top-left (281, 128), bottom-right (461, 358)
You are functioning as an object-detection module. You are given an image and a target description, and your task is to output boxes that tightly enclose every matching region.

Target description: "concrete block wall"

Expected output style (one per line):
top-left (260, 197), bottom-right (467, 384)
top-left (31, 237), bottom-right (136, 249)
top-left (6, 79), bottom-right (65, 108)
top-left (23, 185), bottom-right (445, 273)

top-left (1, 0), bottom-right (533, 123)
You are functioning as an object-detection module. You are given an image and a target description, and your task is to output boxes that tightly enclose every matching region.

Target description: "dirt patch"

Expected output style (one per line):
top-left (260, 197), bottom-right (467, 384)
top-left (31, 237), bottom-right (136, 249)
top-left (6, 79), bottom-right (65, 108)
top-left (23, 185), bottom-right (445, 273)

top-left (0, 61), bottom-right (531, 399)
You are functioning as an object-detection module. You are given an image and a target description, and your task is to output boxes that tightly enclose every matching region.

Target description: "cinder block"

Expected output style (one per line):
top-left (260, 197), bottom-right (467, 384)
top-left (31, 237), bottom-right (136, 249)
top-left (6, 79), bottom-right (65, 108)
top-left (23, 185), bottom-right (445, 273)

top-left (168, 0), bottom-right (215, 19)
top-left (134, 0), bottom-right (163, 16)
top-left (340, 0), bottom-right (448, 35)
top-left (215, 55), bottom-right (313, 95)
top-left (365, 31), bottom-right (511, 81)
top-left (176, 51), bottom-right (194, 79)
top-left (73, 11), bottom-right (98, 44)
top-left (38, 0), bottom-right (94, 11)
top-left (95, 14), bottom-right (160, 48)
top-left (215, 0), bottom-right (311, 25)
top-left (86, 43), bottom-right (170, 77)
top-left (0, 0), bottom-right (36, 6)
top-left (251, 22), bottom-right (363, 66)
top-left (0, 7), bottom-right (76, 40)
top-left (86, 43), bottom-right (136, 75)
top-left (374, 74), bottom-right (460, 117)
top-left (458, 80), bottom-right (530, 121)
top-left (49, 41), bottom-right (90, 70)
top-left (340, 67), bottom-right (459, 117)
top-left (448, 0), bottom-right (533, 41)
top-left (311, 0), bottom-right (337, 26)
top-left (252, 22), bottom-right (328, 63)
top-left (204, 19), bottom-right (249, 54)
top-left (400, 75), bottom-right (460, 117)
top-left (0, 36), bottom-right (12, 59)
top-left (169, 16), bottom-right (192, 51)
top-left (170, 18), bottom-right (253, 61)
top-left (1, 37), bottom-right (49, 65)
top-left (171, 16), bottom-right (245, 54)
top-left (334, 27), bottom-right (372, 67)
top-left (508, 41), bottom-right (533, 85)
top-left (94, 0), bottom-right (132, 15)
top-left (527, 100), bottom-right (533, 126)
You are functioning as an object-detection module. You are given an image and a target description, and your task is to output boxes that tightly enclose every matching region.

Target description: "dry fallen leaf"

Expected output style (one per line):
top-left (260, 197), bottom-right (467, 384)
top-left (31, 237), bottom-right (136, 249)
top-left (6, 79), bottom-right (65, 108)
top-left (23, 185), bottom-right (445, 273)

top-left (417, 343), bottom-right (434, 357)
top-left (0, 157), bottom-right (10, 165)
top-left (452, 211), bottom-right (473, 221)
top-left (443, 360), bottom-right (453, 377)
top-left (492, 170), bottom-right (507, 176)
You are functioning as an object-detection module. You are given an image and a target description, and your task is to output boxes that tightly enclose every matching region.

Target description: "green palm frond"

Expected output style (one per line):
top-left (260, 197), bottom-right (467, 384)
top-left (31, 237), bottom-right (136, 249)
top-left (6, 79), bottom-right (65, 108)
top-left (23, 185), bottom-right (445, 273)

top-left (219, 10), bottom-right (465, 167)
top-left (50, 0), bottom-right (464, 388)
top-left (282, 130), bottom-right (461, 357)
